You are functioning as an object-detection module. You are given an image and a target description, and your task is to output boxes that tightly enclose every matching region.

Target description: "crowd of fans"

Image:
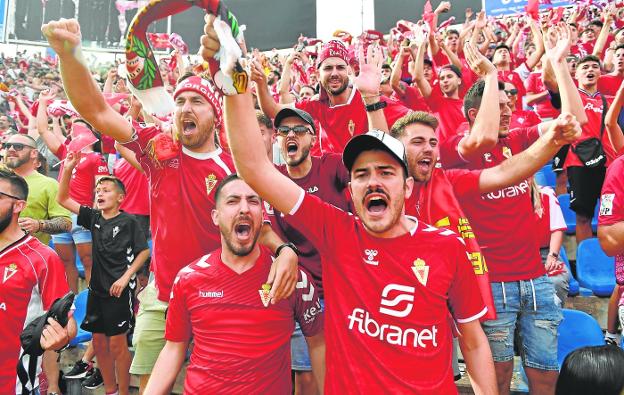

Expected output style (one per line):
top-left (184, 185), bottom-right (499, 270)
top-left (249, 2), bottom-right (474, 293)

top-left (2, 1), bottom-right (624, 394)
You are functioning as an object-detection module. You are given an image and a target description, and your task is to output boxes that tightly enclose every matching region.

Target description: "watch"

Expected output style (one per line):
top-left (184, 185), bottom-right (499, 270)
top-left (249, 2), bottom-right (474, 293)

top-left (276, 242), bottom-right (300, 257)
top-left (365, 101), bottom-right (387, 112)
top-left (548, 252), bottom-right (559, 259)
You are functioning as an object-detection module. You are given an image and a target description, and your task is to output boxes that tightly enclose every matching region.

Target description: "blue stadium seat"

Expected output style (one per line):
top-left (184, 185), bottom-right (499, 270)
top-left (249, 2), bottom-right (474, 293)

top-left (557, 194), bottom-right (576, 235)
top-left (559, 248), bottom-right (579, 296)
top-left (535, 165), bottom-right (556, 188)
top-left (557, 309), bottom-right (605, 367)
top-left (591, 200), bottom-right (599, 233)
top-left (576, 238), bottom-right (615, 297)
top-left (69, 289), bottom-right (92, 346)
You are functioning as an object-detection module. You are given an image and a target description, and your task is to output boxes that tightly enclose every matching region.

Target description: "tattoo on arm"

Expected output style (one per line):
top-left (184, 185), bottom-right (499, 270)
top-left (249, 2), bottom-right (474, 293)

top-left (42, 217), bottom-right (72, 234)
top-left (398, 81), bottom-right (407, 94)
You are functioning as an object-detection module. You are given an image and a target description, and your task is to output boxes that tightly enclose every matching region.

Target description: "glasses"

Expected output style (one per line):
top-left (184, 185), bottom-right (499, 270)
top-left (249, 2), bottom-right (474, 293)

top-left (2, 142), bottom-right (36, 151)
top-left (504, 89), bottom-right (518, 96)
top-left (0, 190), bottom-right (24, 201)
top-left (276, 125), bottom-right (312, 136)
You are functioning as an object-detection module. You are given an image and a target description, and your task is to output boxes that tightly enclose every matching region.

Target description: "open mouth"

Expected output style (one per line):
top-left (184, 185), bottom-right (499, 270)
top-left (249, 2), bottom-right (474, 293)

top-left (182, 120), bottom-right (197, 135)
top-left (586, 73), bottom-right (596, 80)
top-left (234, 221), bottom-right (252, 240)
top-left (417, 158), bottom-right (432, 172)
top-left (364, 194), bottom-right (389, 216)
top-left (96, 198), bottom-right (105, 205)
top-left (286, 141), bottom-right (298, 155)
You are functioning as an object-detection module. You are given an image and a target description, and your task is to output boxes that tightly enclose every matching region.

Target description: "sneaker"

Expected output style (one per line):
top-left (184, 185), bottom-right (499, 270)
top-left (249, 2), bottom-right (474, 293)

top-left (82, 368), bottom-right (103, 390)
top-left (64, 360), bottom-right (92, 379)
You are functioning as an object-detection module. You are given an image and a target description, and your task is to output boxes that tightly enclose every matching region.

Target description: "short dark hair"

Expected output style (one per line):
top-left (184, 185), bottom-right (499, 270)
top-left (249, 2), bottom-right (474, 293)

top-left (95, 176), bottom-right (126, 195)
top-left (463, 79), bottom-right (506, 121)
top-left (589, 19), bottom-right (603, 28)
top-left (446, 29), bottom-right (459, 38)
top-left (214, 173), bottom-right (243, 204)
top-left (255, 111), bottom-right (273, 130)
top-left (381, 63), bottom-right (391, 70)
top-left (494, 44), bottom-right (511, 55)
top-left (390, 111), bottom-right (439, 139)
top-left (177, 71), bottom-right (196, 84)
top-left (615, 44), bottom-right (624, 53)
top-left (440, 64), bottom-right (462, 79)
top-left (423, 59), bottom-right (434, 68)
top-left (556, 346), bottom-right (624, 395)
top-left (0, 166), bottom-right (28, 200)
top-left (577, 55), bottom-right (601, 68)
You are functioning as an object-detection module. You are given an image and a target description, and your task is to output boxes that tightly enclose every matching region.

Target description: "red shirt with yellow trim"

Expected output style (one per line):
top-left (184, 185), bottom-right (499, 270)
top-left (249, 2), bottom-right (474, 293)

top-left (165, 247), bottom-right (323, 394)
top-left (286, 191), bottom-right (486, 394)
top-left (122, 122), bottom-right (236, 301)
top-left (0, 234), bottom-right (69, 394)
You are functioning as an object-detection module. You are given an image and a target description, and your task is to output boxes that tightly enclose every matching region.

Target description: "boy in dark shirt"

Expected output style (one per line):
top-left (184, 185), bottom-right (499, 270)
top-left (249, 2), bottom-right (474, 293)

top-left (57, 151), bottom-right (150, 395)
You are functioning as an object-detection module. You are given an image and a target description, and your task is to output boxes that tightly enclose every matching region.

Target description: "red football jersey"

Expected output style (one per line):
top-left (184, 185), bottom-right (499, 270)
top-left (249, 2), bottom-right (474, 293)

top-left (598, 155), bottom-right (624, 276)
top-left (498, 69), bottom-right (526, 111)
top-left (0, 235), bottom-right (69, 394)
top-left (269, 154), bottom-right (351, 298)
top-left (165, 247), bottom-right (323, 394)
top-left (123, 122), bottom-right (236, 301)
top-left (287, 191), bottom-right (486, 393)
top-left (392, 85), bottom-right (431, 113)
top-left (510, 110), bottom-right (541, 130)
top-left (113, 158), bottom-right (150, 216)
top-left (56, 143), bottom-right (109, 207)
top-left (535, 186), bottom-right (567, 248)
top-left (297, 89), bottom-right (409, 153)
top-left (445, 126), bottom-right (547, 282)
top-left (565, 90), bottom-right (616, 168)
top-left (525, 72), bottom-right (560, 119)
top-left (425, 88), bottom-right (465, 144)
top-left (598, 74), bottom-right (624, 98)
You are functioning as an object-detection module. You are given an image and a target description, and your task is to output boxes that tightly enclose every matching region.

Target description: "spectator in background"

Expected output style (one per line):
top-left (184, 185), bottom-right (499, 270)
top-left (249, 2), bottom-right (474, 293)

top-left (505, 81), bottom-right (541, 129)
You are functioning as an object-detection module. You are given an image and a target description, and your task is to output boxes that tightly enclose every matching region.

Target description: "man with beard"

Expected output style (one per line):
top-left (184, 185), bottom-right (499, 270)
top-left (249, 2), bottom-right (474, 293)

top-left (4, 133), bottom-right (71, 395)
top-left (145, 175), bottom-right (325, 394)
top-left (269, 107), bottom-right (351, 394)
top-left (253, 40), bottom-right (409, 153)
top-left (41, 18), bottom-right (299, 393)
top-left (202, 16), bottom-right (497, 394)
top-left (0, 167), bottom-right (76, 394)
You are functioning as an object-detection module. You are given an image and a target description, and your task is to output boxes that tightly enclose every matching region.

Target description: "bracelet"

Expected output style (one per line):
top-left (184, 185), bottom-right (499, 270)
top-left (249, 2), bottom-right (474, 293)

top-left (548, 252), bottom-right (559, 259)
top-left (39, 220), bottom-right (44, 233)
top-left (275, 242), bottom-right (299, 257)
top-left (365, 101), bottom-right (387, 112)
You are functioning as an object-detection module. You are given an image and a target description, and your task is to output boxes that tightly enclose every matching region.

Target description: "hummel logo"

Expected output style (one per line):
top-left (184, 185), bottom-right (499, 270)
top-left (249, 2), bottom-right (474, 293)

top-left (117, 321), bottom-right (127, 327)
top-left (199, 290), bottom-right (224, 298)
top-left (364, 249), bottom-right (378, 266)
top-left (112, 226), bottom-right (120, 238)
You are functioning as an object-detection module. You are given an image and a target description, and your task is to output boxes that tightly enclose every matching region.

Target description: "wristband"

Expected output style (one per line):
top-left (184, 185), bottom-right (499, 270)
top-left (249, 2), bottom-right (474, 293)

top-left (55, 343), bottom-right (70, 353)
top-left (548, 252), bottom-right (559, 259)
top-left (365, 101), bottom-right (387, 112)
top-left (275, 242), bottom-right (300, 257)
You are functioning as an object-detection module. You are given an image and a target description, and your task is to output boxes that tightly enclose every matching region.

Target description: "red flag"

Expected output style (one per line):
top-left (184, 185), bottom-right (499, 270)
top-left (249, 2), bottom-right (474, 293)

top-left (551, 7), bottom-right (565, 24)
top-left (103, 93), bottom-right (129, 107)
top-left (68, 127), bottom-right (98, 153)
top-left (526, 0), bottom-right (540, 21)
top-left (423, 0), bottom-right (435, 28)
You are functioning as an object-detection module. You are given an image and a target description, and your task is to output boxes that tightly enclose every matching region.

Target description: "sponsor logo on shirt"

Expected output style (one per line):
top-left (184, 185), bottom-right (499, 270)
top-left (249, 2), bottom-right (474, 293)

top-left (168, 158), bottom-right (180, 168)
top-left (3, 263), bottom-right (17, 283)
top-left (483, 153), bottom-right (493, 163)
top-left (600, 193), bottom-right (615, 216)
top-left (484, 180), bottom-right (529, 200)
top-left (379, 284), bottom-right (415, 317)
top-left (199, 290), bottom-right (224, 298)
top-left (303, 299), bottom-right (322, 324)
top-left (296, 271), bottom-right (315, 301)
top-left (583, 102), bottom-right (604, 114)
top-left (308, 186), bottom-right (319, 194)
top-left (364, 249), bottom-right (379, 266)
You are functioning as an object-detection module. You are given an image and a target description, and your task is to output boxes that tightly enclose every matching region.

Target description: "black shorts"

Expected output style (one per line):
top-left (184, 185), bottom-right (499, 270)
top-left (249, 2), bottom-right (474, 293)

top-left (81, 289), bottom-right (134, 336)
top-left (552, 145), bottom-right (569, 173)
top-left (567, 165), bottom-right (606, 219)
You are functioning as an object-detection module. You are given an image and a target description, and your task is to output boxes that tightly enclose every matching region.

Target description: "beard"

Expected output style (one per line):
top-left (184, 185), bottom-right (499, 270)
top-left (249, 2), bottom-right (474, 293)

top-left (323, 78), bottom-right (349, 96)
top-left (5, 155), bottom-right (29, 169)
top-left (284, 144), bottom-right (311, 167)
top-left (0, 204), bottom-right (14, 233)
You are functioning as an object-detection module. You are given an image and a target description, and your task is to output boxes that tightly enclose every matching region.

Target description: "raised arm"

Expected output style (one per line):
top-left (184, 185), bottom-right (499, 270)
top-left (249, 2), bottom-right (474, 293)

top-left (604, 80), bottom-right (624, 153)
top-left (593, 4), bottom-right (615, 57)
top-left (543, 23), bottom-right (588, 124)
top-left (56, 151), bottom-right (81, 214)
top-left (479, 113), bottom-right (581, 193)
top-left (413, 27), bottom-right (433, 98)
top-left (250, 59), bottom-right (289, 118)
top-left (35, 89), bottom-right (63, 154)
top-left (41, 19), bottom-right (133, 142)
top-left (458, 42), bottom-right (499, 160)
top-left (390, 48), bottom-right (410, 97)
top-left (353, 44), bottom-right (389, 132)
top-left (278, 52), bottom-right (299, 104)
top-left (524, 19), bottom-right (545, 71)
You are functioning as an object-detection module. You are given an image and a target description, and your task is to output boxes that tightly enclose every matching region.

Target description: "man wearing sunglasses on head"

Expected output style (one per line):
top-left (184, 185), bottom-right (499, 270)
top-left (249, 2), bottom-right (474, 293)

top-left (268, 107), bottom-right (351, 395)
top-left (504, 82), bottom-right (542, 130)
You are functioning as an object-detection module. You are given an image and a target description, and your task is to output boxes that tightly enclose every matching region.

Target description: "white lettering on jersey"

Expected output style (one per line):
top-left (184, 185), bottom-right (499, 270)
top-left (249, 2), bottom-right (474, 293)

top-left (484, 180), bottom-right (530, 200)
top-left (307, 186), bottom-right (319, 193)
top-left (584, 102), bottom-right (604, 114)
top-left (296, 270), bottom-right (315, 301)
top-left (199, 290), bottom-right (224, 298)
top-left (600, 194), bottom-right (615, 216)
top-left (379, 284), bottom-right (415, 318)
top-left (364, 249), bottom-right (379, 265)
top-left (348, 308), bottom-right (438, 348)
top-left (303, 299), bottom-right (322, 324)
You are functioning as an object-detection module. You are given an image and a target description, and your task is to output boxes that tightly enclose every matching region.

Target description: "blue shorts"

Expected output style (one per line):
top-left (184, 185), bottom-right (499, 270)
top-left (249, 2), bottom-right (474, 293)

top-left (52, 213), bottom-right (92, 245)
top-left (482, 275), bottom-right (562, 371)
top-left (291, 299), bottom-right (324, 371)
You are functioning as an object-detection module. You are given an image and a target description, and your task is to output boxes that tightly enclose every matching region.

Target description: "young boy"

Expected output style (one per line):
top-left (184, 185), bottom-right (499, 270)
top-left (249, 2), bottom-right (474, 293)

top-left (57, 151), bottom-right (150, 395)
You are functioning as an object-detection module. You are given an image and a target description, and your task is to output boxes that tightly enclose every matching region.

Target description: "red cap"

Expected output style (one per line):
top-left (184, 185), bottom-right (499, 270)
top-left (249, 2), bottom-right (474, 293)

top-left (173, 76), bottom-right (223, 130)
top-left (317, 40), bottom-right (350, 67)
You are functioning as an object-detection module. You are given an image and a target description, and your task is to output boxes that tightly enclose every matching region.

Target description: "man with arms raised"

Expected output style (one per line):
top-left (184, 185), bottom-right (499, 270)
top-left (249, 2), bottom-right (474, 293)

top-left (41, 18), bottom-right (298, 392)
top-left (145, 175), bottom-right (325, 394)
top-left (202, 16), bottom-right (496, 394)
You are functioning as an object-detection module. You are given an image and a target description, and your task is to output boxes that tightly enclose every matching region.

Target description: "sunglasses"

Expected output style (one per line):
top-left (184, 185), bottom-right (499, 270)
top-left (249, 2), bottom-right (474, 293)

top-left (0, 190), bottom-right (24, 201)
top-left (504, 89), bottom-right (518, 96)
top-left (2, 142), bottom-right (36, 151)
top-left (276, 125), bottom-right (312, 136)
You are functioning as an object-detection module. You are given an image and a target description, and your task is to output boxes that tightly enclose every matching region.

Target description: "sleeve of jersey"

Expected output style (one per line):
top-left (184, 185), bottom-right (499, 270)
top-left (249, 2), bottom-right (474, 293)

top-left (55, 141), bottom-right (68, 161)
top-left (164, 274), bottom-right (192, 342)
top-left (598, 159), bottom-right (624, 226)
top-left (439, 134), bottom-right (468, 169)
top-left (41, 250), bottom-right (71, 310)
top-left (445, 169), bottom-right (482, 198)
top-left (286, 188), bottom-right (347, 254)
top-left (76, 205), bottom-right (95, 230)
top-left (293, 268), bottom-right (324, 337)
top-left (447, 240), bottom-right (487, 323)
top-left (545, 188), bottom-right (567, 232)
top-left (120, 121), bottom-right (161, 159)
top-left (382, 97), bottom-right (410, 128)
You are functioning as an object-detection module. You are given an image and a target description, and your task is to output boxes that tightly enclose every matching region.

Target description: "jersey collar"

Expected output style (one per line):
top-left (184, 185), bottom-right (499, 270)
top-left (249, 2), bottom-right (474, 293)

top-left (182, 146), bottom-right (223, 160)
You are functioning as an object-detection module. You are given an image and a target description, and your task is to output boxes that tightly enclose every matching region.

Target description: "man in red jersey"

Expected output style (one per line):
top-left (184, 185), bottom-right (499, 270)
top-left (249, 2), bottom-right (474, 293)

top-left (598, 45), bottom-right (624, 98)
top-left (253, 39), bottom-right (409, 153)
top-left (42, 18), bottom-right (299, 393)
top-left (202, 16), bottom-right (497, 394)
top-left (0, 167), bottom-right (76, 394)
top-left (145, 175), bottom-right (324, 395)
